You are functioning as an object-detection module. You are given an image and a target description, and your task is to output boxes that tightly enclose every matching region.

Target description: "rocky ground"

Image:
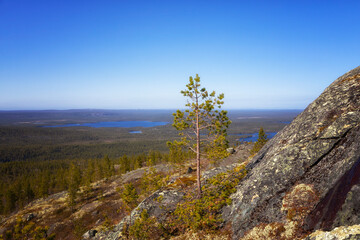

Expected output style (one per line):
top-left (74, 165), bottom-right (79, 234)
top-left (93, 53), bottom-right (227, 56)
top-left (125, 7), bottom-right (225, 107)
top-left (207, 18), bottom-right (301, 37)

top-left (2, 66), bottom-right (359, 240)
top-left (92, 66), bottom-right (360, 240)
top-left (0, 144), bottom-right (253, 240)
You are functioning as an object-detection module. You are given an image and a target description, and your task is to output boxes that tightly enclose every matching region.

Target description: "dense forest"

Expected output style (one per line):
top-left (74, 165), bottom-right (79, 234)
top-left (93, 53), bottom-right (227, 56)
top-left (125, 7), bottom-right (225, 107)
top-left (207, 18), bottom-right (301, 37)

top-left (0, 149), bottom-right (193, 215)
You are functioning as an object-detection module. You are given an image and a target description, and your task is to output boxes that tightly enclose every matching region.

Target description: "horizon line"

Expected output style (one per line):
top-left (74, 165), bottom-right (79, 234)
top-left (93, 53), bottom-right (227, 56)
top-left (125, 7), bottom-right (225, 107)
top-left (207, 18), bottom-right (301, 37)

top-left (0, 108), bottom-right (305, 112)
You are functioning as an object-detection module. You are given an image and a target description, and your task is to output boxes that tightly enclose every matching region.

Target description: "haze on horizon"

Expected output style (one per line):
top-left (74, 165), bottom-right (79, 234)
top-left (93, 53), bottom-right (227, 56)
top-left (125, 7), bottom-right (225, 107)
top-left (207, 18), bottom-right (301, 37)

top-left (0, 1), bottom-right (359, 111)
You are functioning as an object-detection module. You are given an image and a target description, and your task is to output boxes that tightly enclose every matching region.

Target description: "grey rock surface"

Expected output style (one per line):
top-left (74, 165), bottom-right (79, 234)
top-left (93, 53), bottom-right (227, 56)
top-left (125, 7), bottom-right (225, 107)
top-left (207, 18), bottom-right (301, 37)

top-left (303, 225), bottom-right (360, 240)
top-left (94, 189), bottom-right (185, 240)
top-left (94, 147), bottom-right (246, 240)
top-left (223, 66), bottom-right (360, 239)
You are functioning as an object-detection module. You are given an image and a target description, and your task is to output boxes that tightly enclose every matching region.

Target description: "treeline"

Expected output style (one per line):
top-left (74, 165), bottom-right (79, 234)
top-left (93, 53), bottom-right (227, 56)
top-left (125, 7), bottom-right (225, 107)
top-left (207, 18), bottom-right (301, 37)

top-left (0, 140), bottom-right (170, 162)
top-left (0, 126), bottom-right (180, 162)
top-left (0, 149), bottom-right (192, 215)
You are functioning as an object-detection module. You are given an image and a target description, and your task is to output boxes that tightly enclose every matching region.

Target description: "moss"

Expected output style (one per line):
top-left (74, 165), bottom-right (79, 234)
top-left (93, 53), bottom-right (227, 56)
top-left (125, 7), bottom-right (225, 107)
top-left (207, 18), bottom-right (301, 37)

top-left (168, 176), bottom-right (197, 189)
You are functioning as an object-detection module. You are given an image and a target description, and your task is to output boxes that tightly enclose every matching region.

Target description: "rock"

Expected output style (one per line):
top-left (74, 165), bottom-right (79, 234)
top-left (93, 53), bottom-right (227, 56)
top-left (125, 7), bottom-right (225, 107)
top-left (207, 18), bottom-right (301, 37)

top-left (222, 66), bottom-right (360, 239)
top-left (227, 148), bottom-right (236, 154)
top-left (303, 225), bottom-right (360, 240)
top-left (95, 157), bottom-right (244, 240)
top-left (186, 167), bottom-right (194, 174)
top-left (23, 213), bottom-right (35, 222)
top-left (94, 189), bottom-right (185, 239)
top-left (47, 222), bottom-right (62, 237)
top-left (83, 229), bottom-right (98, 239)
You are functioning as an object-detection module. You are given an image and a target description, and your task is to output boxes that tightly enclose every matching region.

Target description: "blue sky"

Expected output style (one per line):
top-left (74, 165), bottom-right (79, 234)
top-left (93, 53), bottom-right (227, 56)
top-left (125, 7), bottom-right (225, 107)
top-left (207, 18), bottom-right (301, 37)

top-left (0, 0), bottom-right (359, 110)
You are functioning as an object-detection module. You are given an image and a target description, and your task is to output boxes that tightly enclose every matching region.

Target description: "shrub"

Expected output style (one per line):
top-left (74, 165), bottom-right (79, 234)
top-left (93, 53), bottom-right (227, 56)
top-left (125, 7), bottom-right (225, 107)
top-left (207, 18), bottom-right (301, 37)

top-left (170, 165), bottom-right (247, 234)
top-left (281, 183), bottom-right (319, 223)
top-left (128, 210), bottom-right (164, 240)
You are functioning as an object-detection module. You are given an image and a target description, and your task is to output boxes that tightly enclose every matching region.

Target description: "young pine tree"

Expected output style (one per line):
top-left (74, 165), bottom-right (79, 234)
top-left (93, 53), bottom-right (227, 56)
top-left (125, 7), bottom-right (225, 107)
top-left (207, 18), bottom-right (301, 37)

top-left (250, 127), bottom-right (268, 155)
top-left (67, 163), bottom-right (82, 207)
top-left (169, 74), bottom-right (231, 197)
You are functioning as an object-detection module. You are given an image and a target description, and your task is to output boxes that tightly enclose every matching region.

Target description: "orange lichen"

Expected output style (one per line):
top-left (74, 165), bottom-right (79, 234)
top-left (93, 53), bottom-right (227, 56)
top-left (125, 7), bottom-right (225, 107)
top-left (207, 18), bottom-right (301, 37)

top-left (339, 73), bottom-right (360, 84)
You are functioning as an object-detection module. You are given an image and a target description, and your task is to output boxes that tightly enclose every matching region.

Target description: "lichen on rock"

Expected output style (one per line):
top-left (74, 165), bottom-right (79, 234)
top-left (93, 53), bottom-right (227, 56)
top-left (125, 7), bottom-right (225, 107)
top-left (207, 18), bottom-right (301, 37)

top-left (223, 66), bottom-right (360, 239)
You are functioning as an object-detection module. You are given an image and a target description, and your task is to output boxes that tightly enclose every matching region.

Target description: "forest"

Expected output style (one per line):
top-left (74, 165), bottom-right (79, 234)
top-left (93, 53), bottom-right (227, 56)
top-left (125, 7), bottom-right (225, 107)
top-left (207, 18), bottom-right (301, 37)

top-left (0, 109), bottom-right (300, 216)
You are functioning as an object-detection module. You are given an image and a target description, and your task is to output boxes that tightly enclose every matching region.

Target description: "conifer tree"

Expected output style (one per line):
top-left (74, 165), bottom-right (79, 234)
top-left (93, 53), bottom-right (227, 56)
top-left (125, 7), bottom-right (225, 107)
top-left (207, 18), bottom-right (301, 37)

top-left (102, 155), bottom-right (114, 178)
top-left (67, 163), bottom-right (81, 207)
top-left (120, 183), bottom-right (138, 208)
top-left (250, 127), bottom-right (268, 155)
top-left (39, 171), bottom-right (50, 198)
top-left (120, 155), bottom-right (131, 173)
top-left (169, 74), bottom-right (231, 196)
top-left (4, 188), bottom-right (16, 213)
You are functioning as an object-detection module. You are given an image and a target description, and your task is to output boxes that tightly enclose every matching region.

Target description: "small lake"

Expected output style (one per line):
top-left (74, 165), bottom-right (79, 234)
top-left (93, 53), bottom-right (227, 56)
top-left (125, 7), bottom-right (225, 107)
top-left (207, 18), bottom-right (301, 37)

top-left (129, 130), bottom-right (142, 134)
top-left (43, 121), bottom-right (168, 128)
top-left (237, 132), bottom-right (277, 142)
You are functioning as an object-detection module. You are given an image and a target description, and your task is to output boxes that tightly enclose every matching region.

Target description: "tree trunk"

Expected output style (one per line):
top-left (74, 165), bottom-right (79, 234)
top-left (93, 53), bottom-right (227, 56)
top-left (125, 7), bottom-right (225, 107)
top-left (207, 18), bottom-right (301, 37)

top-left (196, 102), bottom-right (202, 197)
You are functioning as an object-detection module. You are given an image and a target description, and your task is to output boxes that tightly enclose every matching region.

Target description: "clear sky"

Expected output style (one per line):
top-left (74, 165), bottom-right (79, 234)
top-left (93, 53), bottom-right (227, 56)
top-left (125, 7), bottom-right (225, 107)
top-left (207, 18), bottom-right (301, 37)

top-left (0, 0), bottom-right (359, 110)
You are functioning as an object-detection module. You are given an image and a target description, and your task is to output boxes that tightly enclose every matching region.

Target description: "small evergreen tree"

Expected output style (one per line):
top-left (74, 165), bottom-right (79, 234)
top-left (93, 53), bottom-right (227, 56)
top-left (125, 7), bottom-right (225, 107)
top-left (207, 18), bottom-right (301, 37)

top-left (120, 183), bottom-right (139, 210)
top-left (119, 182), bottom-right (139, 235)
top-left (250, 127), bottom-right (268, 155)
top-left (169, 74), bottom-right (231, 196)
top-left (67, 163), bottom-right (81, 207)
top-left (102, 155), bottom-right (114, 178)
top-left (119, 155), bottom-right (131, 173)
top-left (4, 188), bottom-right (16, 214)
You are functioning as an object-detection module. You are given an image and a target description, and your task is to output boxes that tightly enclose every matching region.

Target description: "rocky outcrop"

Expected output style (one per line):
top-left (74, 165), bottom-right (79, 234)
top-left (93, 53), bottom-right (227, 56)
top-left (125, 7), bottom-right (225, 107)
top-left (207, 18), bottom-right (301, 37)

top-left (223, 66), bottom-right (360, 239)
top-left (94, 146), bottom-right (250, 240)
top-left (303, 225), bottom-right (360, 240)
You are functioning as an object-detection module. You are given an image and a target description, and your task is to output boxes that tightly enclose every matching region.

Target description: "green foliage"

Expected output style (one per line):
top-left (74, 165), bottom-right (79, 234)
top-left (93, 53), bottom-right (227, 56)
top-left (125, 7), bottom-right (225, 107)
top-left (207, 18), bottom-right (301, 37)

top-left (128, 210), bottom-right (164, 240)
top-left (0, 217), bottom-right (55, 240)
top-left (250, 127), bottom-right (268, 155)
top-left (140, 167), bottom-right (169, 195)
top-left (170, 74), bottom-right (231, 195)
top-left (120, 183), bottom-right (139, 211)
top-left (172, 74), bottom-right (231, 158)
top-left (67, 163), bottom-right (82, 207)
top-left (170, 165), bottom-right (247, 233)
top-left (0, 150), bottom-right (175, 215)
top-left (72, 218), bottom-right (87, 240)
top-left (166, 141), bottom-right (193, 163)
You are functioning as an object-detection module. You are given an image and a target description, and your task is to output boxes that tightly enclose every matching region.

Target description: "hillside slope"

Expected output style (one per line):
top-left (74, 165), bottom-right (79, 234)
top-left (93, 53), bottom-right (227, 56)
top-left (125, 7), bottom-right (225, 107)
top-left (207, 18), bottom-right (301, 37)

top-left (223, 66), bottom-right (360, 239)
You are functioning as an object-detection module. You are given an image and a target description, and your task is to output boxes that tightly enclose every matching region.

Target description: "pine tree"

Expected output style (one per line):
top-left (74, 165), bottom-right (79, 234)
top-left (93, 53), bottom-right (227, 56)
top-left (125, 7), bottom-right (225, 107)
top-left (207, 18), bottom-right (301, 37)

top-left (67, 163), bottom-right (81, 207)
top-left (250, 127), bottom-right (268, 155)
top-left (120, 155), bottom-right (131, 173)
top-left (102, 155), bottom-right (114, 178)
top-left (39, 171), bottom-right (50, 198)
top-left (120, 183), bottom-right (138, 211)
top-left (4, 188), bottom-right (16, 214)
top-left (169, 74), bottom-right (231, 196)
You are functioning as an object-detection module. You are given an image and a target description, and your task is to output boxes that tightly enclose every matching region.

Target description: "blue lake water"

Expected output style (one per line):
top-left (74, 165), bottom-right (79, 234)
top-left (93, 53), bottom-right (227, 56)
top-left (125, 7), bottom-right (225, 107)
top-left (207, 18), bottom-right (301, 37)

top-left (237, 132), bottom-right (277, 142)
top-left (43, 121), bottom-right (168, 128)
top-left (129, 130), bottom-right (143, 134)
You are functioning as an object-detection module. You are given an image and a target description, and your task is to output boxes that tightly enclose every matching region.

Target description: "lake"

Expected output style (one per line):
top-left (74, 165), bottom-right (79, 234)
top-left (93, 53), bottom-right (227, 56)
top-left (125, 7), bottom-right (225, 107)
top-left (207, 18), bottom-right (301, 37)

top-left (237, 132), bottom-right (277, 142)
top-left (129, 130), bottom-right (143, 134)
top-left (43, 121), bottom-right (168, 128)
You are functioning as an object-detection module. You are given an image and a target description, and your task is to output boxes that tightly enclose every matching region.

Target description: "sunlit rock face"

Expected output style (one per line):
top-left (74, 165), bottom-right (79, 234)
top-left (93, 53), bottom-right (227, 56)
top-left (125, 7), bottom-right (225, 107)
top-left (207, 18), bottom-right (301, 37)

top-left (223, 66), bottom-right (360, 239)
top-left (303, 224), bottom-right (360, 240)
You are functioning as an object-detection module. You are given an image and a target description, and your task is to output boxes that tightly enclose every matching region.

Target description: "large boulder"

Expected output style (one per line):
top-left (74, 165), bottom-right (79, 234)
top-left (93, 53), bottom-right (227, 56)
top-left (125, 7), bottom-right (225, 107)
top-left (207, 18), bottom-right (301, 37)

top-left (223, 66), bottom-right (360, 239)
